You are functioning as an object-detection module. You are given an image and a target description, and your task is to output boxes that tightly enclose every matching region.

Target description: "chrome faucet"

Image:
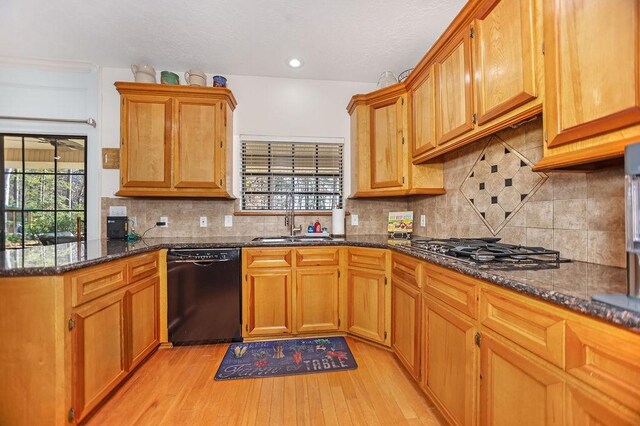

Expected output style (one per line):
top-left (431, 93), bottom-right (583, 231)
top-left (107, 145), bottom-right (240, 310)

top-left (285, 191), bottom-right (302, 237)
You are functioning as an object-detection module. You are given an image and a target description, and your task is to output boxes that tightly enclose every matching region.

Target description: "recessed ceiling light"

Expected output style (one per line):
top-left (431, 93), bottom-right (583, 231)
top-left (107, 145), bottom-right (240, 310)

top-left (288, 58), bottom-right (303, 68)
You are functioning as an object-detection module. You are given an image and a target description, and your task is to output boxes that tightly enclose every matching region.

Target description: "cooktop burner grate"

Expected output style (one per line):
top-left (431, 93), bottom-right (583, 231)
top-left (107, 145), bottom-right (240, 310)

top-left (409, 237), bottom-right (569, 270)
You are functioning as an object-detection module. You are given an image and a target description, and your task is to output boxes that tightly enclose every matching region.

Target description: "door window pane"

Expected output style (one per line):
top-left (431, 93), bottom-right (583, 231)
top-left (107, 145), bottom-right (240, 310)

top-left (56, 175), bottom-right (85, 210)
top-left (24, 137), bottom-right (55, 173)
top-left (24, 174), bottom-right (55, 210)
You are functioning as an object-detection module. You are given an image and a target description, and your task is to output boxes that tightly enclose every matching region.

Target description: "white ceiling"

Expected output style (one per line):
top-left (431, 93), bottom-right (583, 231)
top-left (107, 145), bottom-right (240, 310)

top-left (0, 0), bottom-right (466, 83)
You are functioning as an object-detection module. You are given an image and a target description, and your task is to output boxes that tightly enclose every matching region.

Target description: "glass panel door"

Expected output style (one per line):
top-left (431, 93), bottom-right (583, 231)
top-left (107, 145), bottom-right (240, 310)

top-left (1, 134), bottom-right (87, 249)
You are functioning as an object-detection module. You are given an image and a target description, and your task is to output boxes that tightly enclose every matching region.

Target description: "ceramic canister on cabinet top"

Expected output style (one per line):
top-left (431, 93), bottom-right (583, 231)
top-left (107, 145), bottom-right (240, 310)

top-left (131, 64), bottom-right (156, 83)
top-left (161, 71), bottom-right (180, 85)
top-left (184, 69), bottom-right (206, 86)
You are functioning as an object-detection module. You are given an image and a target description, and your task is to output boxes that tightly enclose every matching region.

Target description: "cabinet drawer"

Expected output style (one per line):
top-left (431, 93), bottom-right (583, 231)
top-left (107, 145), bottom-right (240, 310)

top-left (245, 249), bottom-right (292, 268)
top-left (480, 288), bottom-right (565, 368)
top-left (296, 247), bottom-right (340, 267)
top-left (423, 266), bottom-right (477, 319)
top-left (69, 261), bottom-right (128, 307)
top-left (391, 253), bottom-right (421, 288)
top-left (347, 248), bottom-right (386, 271)
top-left (127, 252), bottom-right (159, 282)
top-left (566, 319), bottom-right (640, 413)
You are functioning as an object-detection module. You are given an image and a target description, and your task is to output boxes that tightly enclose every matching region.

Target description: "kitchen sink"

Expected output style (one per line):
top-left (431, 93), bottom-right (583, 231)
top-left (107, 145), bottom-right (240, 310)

top-left (251, 236), bottom-right (334, 243)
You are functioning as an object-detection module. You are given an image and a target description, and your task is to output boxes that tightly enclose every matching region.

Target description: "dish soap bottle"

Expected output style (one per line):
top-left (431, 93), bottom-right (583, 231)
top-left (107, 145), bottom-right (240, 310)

top-left (314, 218), bottom-right (322, 233)
top-left (307, 222), bottom-right (314, 234)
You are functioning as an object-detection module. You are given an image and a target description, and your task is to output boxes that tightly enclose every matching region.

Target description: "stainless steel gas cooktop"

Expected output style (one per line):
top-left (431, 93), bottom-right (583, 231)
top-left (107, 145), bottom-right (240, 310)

top-left (410, 237), bottom-right (570, 270)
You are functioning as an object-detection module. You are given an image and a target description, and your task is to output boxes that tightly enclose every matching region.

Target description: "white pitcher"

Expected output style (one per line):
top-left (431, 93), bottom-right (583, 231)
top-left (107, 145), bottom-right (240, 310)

top-left (131, 64), bottom-right (156, 83)
top-left (184, 69), bottom-right (206, 86)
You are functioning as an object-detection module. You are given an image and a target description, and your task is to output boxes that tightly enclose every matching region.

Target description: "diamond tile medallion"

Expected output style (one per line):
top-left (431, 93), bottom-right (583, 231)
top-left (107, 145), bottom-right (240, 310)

top-left (460, 136), bottom-right (548, 235)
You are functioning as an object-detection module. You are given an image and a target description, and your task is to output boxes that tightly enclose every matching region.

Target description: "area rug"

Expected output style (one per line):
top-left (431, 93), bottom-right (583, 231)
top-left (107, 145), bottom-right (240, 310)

top-left (214, 336), bottom-right (357, 380)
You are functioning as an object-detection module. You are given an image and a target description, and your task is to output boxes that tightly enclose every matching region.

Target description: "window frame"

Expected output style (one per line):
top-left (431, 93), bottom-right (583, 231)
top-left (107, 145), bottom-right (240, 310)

top-left (240, 136), bottom-right (344, 213)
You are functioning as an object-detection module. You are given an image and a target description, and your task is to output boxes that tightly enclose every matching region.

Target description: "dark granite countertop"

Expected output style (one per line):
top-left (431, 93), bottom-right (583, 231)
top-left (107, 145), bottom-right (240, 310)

top-left (1, 235), bottom-right (638, 332)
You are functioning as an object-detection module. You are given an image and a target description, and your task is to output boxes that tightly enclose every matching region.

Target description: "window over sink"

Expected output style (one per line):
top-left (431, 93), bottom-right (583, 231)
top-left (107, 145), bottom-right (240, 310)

top-left (240, 137), bottom-right (343, 211)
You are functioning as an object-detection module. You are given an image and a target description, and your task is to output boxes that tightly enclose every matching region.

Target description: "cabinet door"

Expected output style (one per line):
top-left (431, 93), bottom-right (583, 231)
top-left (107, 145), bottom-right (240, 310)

top-left (347, 268), bottom-right (386, 343)
top-left (391, 278), bottom-right (421, 379)
top-left (295, 267), bottom-right (340, 333)
top-left (174, 98), bottom-right (223, 189)
top-left (479, 332), bottom-right (564, 425)
top-left (120, 95), bottom-right (172, 188)
top-left (544, 0), bottom-right (640, 147)
top-left (410, 65), bottom-right (437, 157)
top-left (565, 383), bottom-right (640, 426)
top-left (370, 96), bottom-right (405, 189)
top-left (127, 276), bottom-right (159, 370)
top-left (474, 0), bottom-right (537, 125)
top-left (436, 29), bottom-right (474, 144)
top-left (71, 290), bottom-right (127, 422)
top-left (246, 268), bottom-right (292, 336)
top-left (423, 295), bottom-right (477, 426)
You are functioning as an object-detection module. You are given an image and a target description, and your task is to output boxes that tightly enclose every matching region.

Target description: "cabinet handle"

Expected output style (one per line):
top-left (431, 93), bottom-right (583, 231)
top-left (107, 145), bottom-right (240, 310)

top-left (474, 332), bottom-right (481, 347)
top-left (472, 113), bottom-right (477, 125)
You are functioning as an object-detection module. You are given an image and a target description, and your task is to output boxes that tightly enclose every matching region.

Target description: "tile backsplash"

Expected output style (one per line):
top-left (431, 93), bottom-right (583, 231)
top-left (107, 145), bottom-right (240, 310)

top-left (102, 118), bottom-right (626, 267)
top-left (408, 118), bottom-right (626, 268)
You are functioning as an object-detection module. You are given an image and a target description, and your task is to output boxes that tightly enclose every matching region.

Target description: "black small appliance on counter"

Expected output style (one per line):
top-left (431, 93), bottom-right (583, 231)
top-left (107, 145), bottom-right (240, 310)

top-left (106, 216), bottom-right (128, 239)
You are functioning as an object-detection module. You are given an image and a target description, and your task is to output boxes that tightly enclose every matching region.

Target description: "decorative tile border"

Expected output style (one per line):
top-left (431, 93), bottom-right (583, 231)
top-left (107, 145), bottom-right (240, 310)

top-left (460, 136), bottom-right (548, 235)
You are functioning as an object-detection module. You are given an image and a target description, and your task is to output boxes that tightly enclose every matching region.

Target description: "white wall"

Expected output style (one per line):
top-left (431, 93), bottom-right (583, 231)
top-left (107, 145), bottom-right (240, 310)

top-left (0, 58), bottom-right (100, 239)
top-left (100, 68), bottom-right (376, 197)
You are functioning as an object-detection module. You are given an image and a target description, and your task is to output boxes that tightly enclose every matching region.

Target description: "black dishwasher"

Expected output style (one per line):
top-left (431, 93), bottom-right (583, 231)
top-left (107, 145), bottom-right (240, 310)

top-left (167, 248), bottom-right (242, 345)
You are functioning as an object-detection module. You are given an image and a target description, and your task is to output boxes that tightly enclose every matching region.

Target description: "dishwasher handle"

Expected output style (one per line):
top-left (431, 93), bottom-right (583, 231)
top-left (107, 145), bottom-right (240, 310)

top-left (168, 258), bottom-right (231, 266)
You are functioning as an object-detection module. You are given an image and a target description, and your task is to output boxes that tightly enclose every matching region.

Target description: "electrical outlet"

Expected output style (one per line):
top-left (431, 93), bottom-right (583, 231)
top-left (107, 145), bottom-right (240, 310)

top-left (160, 216), bottom-right (168, 227)
top-left (200, 216), bottom-right (207, 227)
top-left (351, 214), bottom-right (359, 226)
top-left (109, 206), bottom-right (127, 216)
top-left (420, 214), bottom-right (426, 227)
top-left (224, 215), bottom-right (233, 227)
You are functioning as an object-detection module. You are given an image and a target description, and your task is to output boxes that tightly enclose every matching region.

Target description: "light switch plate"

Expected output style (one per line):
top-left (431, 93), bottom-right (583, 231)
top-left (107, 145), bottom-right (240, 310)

top-left (160, 216), bottom-right (168, 227)
top-left (224, 215), bottom-right (233, 227)
top-left (200, 216), bottom-right (207, 227)
top-left (351, 214), bottom-right (359, 226)
top-left (109, 206), bottom-right (127, 216)
top-left (420, 215), bottom-right (426, 227)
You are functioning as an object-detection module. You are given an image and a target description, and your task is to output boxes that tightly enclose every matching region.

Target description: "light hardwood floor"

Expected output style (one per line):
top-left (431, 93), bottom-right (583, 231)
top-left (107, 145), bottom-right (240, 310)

top-left (85, 337), bottom-right (443, 425)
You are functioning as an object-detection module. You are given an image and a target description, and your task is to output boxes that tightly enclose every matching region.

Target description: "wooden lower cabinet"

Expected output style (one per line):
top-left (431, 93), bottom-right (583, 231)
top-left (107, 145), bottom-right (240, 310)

top-left (245, 268), bottom-right (293, 336)
top-left (295, 266), bottom-right (340, 333)
top-left (391, 276), bottom-right (421, 379)
top-left (479, 332), bottom-right (564, 425)
top-left (71, 290), bottom-right (128, 423)
top-left (565, 382), bottom-right (640, 426)
top-left (347, 267), bottom-right (388, 344)
top-left (128, 276), bottom-right (160, 370)
top-left (423, 295), bottom-right (477, 426)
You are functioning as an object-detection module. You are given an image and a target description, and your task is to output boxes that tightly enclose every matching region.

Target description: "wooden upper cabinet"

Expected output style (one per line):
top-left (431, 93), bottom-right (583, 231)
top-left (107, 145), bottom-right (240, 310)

top-left (473, 0), bottom-right (537, 126)
top-left (174, 98), bottom-right (223, 189)
top-left (544, 0), bottom-right (640, 148)
top-left (436, 28), bottom-right (474, 144)
top-left (370, 96), bottom-right (405, 189)
top-left (115, 82), bottom-right (236, 198)
top-left (410, 65), bottom-right (437, 158)
top-left (120, 95), bottom-right (172, 189)
top-left (347, 86), bottom-right (444, 197)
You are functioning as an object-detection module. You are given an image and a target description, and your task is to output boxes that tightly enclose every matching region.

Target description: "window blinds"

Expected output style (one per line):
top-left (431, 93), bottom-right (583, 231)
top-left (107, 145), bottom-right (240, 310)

top-left (241, 140), bottom-right (343, 210)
